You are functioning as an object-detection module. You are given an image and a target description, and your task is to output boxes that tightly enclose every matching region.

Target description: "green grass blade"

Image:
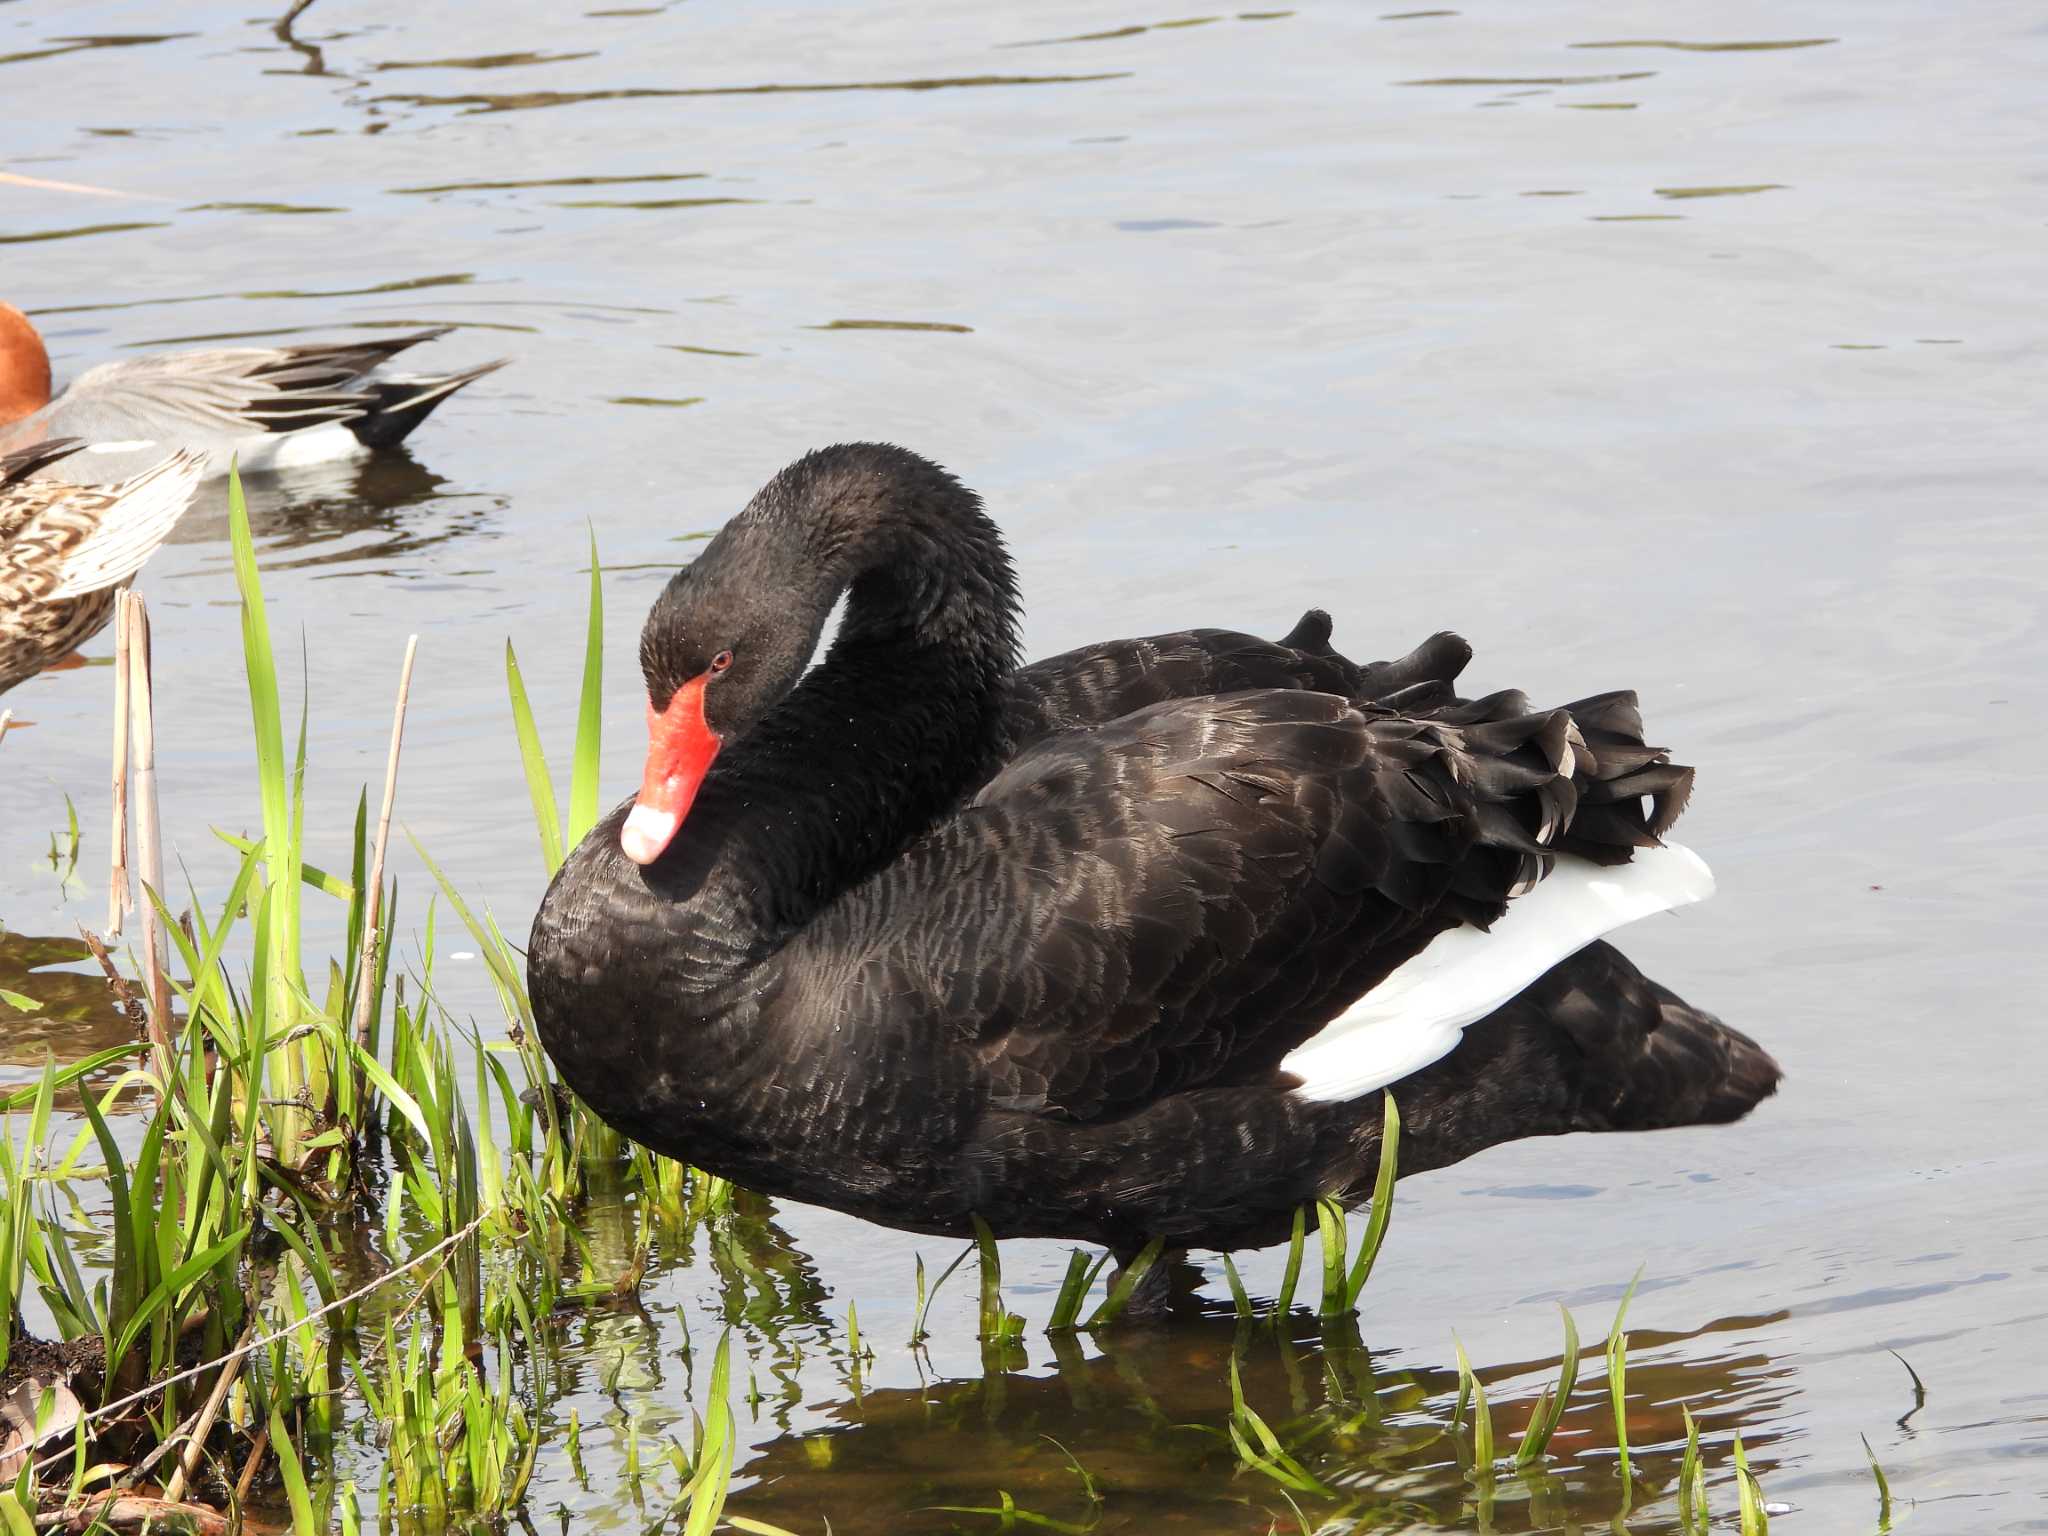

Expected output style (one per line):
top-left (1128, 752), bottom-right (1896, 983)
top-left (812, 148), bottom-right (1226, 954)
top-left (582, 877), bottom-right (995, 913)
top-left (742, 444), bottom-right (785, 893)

top-left (1047, 1249), bottom-right (1107, 1332)
top-left (0, 1491), bottom-right (37, 1536)
top-left (107, 1226), bottom-right (248, 1374)
top-left (1733, 1432), bottom-right (1768, 1535)
top-left (911, 1245), bottom-right (971, 1347)
top-left (1343, 1093), bottom-right (1400, 1308)
top-left (270, 1401), bottom-right (319, 1535)
top-left (74, 1086), bottom-right (137, 1376)
top-left (1515, 1303), bottom-right (1580, 1467)
top-left (226, 464), bottom-right (302, 1075)
top-left (1274, 1204), bottom-right (1306, 1319)
top-left (567, 525), bottom-right (605, 847)
top-left (1607, 1266), bottom-right (1641, 1490)
top-left (1084, 1236), bottom-right (1164, 1329)
top-left (211, 830), bottom-right (353, 901)
top-left (0, 1047), bottom-right (146, 1113)
top-left (1454, 1335), bottom-right (1494, 1474)
top-left (1679, 1405), bottom-right (1704, 1531)
top-left (680, 1334), bottom-right (736, 1536)
top-left (1314, 1197), bottom-right (1346, 1318)
top-left (1862, 1433), bottom-right (1892, 1531)
top-left (1221, 1254), bottom-right (1253, 1320)
top-left (505, 640), bottom-right (565, 875)
top-left (969, 1215), bottom-right (1023, 1342)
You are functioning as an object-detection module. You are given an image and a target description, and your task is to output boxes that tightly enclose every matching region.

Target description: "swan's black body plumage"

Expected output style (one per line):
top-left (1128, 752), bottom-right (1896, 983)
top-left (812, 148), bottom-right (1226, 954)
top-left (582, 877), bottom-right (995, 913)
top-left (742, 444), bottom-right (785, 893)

top-left (529, 444), bottom-right (1778, 1266)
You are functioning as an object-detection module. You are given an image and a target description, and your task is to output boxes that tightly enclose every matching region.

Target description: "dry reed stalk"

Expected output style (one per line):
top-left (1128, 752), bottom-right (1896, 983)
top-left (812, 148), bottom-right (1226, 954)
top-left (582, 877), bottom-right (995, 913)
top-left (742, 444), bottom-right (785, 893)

top-left (0, 709), bottom-right (14, 748)
top-left (353, 635), bottom-right (419, 1045)
top-left (124, 595), bottom-right (173, 1065)
top-left (108, 592), bottom-right (133, 936)
top-left (348, 636), bottom-right (419, 1115)
top-left (230, 1424), bottom-right (267, 1509)
top-left (42, 1493), bottom-right (231, 1534)
top-left (161, 1322), bottom-right (254, 1506)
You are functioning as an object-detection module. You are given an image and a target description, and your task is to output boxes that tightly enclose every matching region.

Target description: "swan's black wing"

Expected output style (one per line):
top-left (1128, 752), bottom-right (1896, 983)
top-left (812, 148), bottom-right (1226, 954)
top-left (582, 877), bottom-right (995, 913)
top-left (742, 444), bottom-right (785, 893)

top-left (790, 682), bottom-right (1688, 1124)
top-left (1003, 613), bottom-right (1474, 751)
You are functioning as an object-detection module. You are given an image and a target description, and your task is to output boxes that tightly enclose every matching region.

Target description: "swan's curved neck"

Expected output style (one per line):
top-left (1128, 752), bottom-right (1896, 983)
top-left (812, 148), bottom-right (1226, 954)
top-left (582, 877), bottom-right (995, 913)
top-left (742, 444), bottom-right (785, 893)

top-left (645, 452), bottom-right (1021, 991)
top-left (527, 448), bottom-right (1018, 1172)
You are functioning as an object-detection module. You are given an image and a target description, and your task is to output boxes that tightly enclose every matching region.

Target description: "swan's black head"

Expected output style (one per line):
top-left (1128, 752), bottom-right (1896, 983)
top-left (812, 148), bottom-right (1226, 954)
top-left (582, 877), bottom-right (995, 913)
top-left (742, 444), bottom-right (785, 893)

top-left (625, 443), bottom-right (1017, 865)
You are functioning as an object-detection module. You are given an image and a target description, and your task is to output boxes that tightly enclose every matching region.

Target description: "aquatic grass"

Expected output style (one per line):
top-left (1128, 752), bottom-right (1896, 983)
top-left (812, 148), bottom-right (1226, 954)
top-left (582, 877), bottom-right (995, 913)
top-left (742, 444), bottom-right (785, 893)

top-left (1679, 1405), bottom-right (1707, 1530)
top-left (672, 1331), bottom-right (737, 1536)
top-left (1732, 1432), bottom-right (1768, 1534)
top-left (928, 1487), bottom-right (1096, 1533)
top-left (844, 1301), bottom-right (871, 1363)
top-left (44, 793), bottom-right (81, 895)
top-left (1273, 1205), bottom-right (1306, 1319)
top-left (0, 465), bottom-right (599, 1530)
top-left (226, 466), bottom-right (317, 1167)
top-left (1083, 1237), bottom-right (1164, 1329)
top-left (1606, 1266), bottom-right (1642, 1490)
top-left (970, 1216), bottom-right (1025, 1348)
top-left (0, 1063), bottom-right (57, 1379)
top-left (1311, 1096), bottom-right (1400, 1320)
top-left (1513, 1303), bottom-right (1580, 1467)
top-left (1862, 1432), bottom-right (1892, 1531)
top-left (505, 644), bottom-right (565, 877)
top-left (506, 525), bottom-right (607, 877)
top-left (1221, 1254), bottom-right (1254, 1319)
top-left (1890, 1348), bottom-right (1926, 1428)
top-left (1227, 1348), bottom-right (1332, 1497)
top-left (1453, 1336), bottom-right (1495, 1477)
top-left (1046, 1248), bottom-right (1109, 1333)
top-left (909, 1245), bottom-right (972, 1348)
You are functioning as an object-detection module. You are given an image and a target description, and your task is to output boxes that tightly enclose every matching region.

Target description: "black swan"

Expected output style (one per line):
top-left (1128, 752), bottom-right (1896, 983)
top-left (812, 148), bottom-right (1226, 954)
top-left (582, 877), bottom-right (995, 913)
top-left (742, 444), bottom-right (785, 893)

top-left (529, 443), bottom-right (1779, 1305)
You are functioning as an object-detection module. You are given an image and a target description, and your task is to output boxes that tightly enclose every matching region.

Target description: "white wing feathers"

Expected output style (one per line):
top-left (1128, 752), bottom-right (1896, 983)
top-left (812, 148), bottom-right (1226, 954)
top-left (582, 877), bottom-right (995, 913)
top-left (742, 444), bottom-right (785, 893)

top-left (1280, 843), bottom-right (1717, 1103)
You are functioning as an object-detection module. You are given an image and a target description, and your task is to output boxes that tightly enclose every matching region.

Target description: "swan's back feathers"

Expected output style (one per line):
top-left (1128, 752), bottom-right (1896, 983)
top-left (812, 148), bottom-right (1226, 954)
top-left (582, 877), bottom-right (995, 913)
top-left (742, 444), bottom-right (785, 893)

top-left (809, 651), bottom-right (1703, 1125)
top-left (1003, 621), bottom-right (1476, 750)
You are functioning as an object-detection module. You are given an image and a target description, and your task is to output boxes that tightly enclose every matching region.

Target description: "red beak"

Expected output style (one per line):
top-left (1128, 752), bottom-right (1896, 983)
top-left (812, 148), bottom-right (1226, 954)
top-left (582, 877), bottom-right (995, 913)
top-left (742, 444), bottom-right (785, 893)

top-left (621, 675), bottom-right (722, 865)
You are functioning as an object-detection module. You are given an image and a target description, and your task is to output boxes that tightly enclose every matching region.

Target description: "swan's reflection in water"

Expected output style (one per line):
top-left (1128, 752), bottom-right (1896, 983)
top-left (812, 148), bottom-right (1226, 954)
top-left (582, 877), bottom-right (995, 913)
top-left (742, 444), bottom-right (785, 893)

top-left (734, 1315), bottom-right (1792, 1534)
top-left (538, 1192), bottom-right (1795, 1535)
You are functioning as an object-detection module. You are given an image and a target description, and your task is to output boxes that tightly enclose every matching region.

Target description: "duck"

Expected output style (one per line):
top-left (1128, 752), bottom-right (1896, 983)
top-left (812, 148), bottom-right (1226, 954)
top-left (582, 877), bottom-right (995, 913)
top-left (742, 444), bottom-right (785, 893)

top-left (0, 302), bottom-right (506, 483)
top-left (528, 443), bottom-right (1780, 1308)
top-left (1, 438), bottom-right (203, 696)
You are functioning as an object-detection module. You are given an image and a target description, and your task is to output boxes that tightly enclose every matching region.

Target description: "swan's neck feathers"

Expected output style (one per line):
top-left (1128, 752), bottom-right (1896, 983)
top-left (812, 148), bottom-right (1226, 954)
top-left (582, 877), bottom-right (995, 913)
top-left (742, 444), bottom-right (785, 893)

top-left (1280, 843), bottom-right (1716, 1103)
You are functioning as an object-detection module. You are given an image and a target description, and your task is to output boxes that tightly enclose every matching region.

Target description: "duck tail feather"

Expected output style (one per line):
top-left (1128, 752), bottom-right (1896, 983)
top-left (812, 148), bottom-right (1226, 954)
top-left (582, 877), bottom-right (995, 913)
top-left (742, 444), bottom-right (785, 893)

top-left (345, 357), bottom-right (508, 449)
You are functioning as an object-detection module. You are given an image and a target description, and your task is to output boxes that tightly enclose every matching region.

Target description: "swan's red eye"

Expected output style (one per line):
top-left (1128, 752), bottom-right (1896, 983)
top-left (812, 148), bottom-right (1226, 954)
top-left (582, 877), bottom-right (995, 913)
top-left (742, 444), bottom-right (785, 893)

top-left (710, 650), bottom-right (734, 674)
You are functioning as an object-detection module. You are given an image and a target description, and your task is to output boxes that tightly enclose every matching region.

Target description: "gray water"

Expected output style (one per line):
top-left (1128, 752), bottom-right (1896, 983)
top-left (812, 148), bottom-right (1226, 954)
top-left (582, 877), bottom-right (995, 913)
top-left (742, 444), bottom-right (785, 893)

top-left (4, 1), bottom-right (2046, 1530)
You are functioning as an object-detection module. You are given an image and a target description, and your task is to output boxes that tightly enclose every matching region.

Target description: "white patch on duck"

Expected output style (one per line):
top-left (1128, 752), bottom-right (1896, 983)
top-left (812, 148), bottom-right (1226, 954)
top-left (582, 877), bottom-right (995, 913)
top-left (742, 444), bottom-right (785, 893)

top-left (1280, 843), bottom-right (1716, 1103)
top-left (235, 424), bottom-right (366, 471)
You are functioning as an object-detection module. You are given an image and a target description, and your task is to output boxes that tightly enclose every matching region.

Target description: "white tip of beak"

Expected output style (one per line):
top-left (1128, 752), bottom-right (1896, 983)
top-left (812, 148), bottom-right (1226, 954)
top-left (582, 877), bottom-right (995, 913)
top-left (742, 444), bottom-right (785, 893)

top-left (621, 802), bottom-right (680, 865)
